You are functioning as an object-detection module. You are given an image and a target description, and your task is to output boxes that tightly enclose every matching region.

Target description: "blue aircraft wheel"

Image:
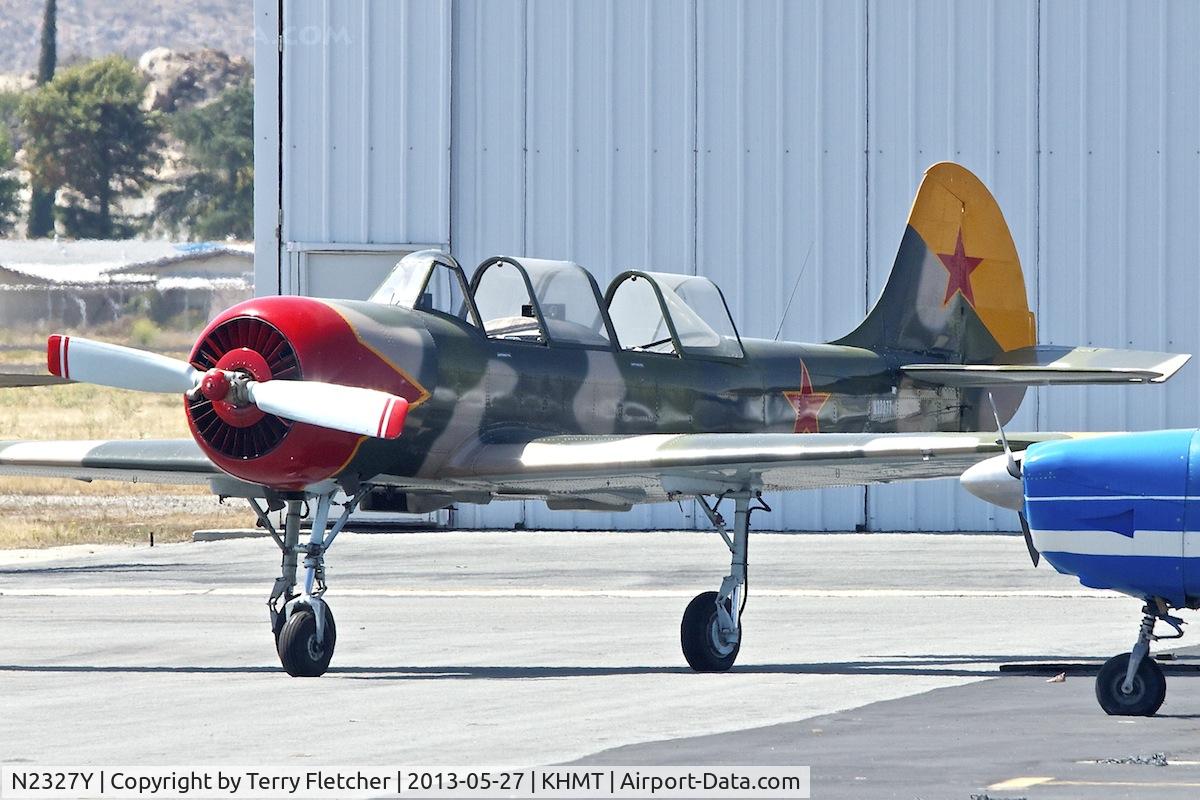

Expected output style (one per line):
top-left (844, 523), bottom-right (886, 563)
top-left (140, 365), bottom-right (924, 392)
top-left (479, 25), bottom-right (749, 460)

top-left (681, 591), bottom-right (740, 672)
top-left (1095, 652), bottom-right (1166, 716)
top-left (277, 602), bottom-right (337, 677)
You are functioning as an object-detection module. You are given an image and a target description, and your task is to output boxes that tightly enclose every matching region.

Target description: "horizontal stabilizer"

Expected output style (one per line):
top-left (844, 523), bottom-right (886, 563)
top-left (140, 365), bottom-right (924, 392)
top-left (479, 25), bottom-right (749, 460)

top-left (903, 346), bottom-right (1190, 387)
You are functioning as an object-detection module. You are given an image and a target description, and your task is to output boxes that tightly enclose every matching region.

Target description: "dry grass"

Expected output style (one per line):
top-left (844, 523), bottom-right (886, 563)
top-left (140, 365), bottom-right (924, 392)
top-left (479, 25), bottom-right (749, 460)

top-left (0, 382), bottom-right (191, 439)
top-left (0, 348), bottom-right (47, 367)
top-left (0, 508), bottom-right (248, 549)
top-left (0, 374), bottom-right (253, 546)
top-left (0, 317), bottom-right (201, 350)
top-left (0, 318), bottom-right (262, 546)
top-left (0, 384), bottom-right (205, 496)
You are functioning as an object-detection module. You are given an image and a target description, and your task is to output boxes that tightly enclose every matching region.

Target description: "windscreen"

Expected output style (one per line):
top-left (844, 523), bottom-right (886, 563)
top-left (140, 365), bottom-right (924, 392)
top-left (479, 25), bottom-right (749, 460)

top-left (370, 251), bottom-right (477, 326)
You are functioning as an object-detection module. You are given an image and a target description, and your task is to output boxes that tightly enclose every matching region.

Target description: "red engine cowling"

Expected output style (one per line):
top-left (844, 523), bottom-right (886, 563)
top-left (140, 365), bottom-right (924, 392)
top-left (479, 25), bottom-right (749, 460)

top-left (185, 296), bottom-right (426, 490)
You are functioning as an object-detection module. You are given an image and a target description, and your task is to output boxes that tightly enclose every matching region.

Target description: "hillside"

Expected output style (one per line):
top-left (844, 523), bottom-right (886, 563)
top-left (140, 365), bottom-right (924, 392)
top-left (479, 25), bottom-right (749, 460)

top-left (0, 0), bottom-right (251, 74)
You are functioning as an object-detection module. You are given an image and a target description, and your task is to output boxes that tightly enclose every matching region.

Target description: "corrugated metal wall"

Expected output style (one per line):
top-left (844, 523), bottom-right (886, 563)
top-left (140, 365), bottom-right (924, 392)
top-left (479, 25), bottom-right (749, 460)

top-left (281, 0), bottom-right (451, 247)
top-left (270, 0), bottom-right (1200, 531)
top-left (864, 0), bottom-right (1041, 532)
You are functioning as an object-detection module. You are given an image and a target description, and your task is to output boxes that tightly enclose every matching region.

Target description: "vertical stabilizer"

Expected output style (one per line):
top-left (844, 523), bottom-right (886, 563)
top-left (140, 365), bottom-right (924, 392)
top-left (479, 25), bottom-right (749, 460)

top-left (837, 162), bottom-right (1036, 362)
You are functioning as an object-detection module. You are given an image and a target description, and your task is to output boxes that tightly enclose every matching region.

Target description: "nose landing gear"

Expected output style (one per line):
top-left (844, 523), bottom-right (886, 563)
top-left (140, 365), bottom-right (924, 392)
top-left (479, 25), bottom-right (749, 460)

top-left (250, 490), bottom-right (362, 677)
top-left (1095, 600), bottom-right (1183, 716)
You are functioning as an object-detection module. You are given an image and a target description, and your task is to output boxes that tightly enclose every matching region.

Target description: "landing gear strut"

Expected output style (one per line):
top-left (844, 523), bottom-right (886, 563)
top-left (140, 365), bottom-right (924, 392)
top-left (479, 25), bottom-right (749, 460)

top-left (681, 493), bottom-right (769, 672)
top-left (1095, 600), bottom-right (1183, 716)
top-left (250, 490), bottom-right (362, 677)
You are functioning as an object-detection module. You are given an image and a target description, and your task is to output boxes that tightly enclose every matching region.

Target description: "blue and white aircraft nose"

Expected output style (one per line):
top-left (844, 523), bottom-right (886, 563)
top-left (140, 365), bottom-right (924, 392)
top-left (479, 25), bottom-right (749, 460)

top-left (1019, 429), bottom-right (1197, 605)
top-left (960, 453), bottom-right (1024, 511)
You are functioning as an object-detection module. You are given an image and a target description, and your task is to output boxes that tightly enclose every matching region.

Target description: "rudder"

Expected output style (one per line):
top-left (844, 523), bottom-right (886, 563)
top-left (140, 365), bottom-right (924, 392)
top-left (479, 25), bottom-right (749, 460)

top-left (837, 162), bottom-right (1036, 362)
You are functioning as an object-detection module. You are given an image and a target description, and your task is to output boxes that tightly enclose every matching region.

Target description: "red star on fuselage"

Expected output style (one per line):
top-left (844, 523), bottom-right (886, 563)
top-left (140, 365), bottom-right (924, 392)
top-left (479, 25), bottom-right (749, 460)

top-left (783, 360), bottom-right (830, 434)
top-left (937, 228), bottom-right (984, 307)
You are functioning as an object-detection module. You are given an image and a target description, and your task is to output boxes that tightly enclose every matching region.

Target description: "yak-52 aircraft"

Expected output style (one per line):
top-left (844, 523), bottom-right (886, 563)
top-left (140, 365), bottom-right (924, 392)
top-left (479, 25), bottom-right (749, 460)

top-left (0, 163), bottom-right (1188, 677)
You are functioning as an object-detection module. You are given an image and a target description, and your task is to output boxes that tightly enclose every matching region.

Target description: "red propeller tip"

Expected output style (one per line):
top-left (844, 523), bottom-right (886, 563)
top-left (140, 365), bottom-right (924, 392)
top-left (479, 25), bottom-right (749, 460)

top-left (47, 334), bottom-right (68, 378)
top-left (377, 396), bottom-right (409, 439)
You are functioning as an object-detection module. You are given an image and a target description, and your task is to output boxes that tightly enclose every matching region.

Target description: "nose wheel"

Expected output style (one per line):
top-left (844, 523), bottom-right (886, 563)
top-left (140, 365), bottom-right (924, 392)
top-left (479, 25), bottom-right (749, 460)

top-left (1095, 651), bottom-right (1165, 716)
top-left (252, 491), bottom-right (361, 677)
top-left (278, 602), bottom-right (338, 677)
top-left (1094, 601), bottom-right (1182, 716)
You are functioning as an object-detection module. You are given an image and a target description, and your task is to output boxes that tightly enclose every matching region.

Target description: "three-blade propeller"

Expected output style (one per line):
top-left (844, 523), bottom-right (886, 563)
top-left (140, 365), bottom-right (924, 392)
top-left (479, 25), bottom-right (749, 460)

top-left (47, 334), bottom-right (409, 440)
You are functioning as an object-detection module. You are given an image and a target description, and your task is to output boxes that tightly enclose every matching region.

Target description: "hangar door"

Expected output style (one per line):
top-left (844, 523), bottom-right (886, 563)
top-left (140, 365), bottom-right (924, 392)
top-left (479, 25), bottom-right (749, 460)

top-left (274, 0), bottom-right (451, 298)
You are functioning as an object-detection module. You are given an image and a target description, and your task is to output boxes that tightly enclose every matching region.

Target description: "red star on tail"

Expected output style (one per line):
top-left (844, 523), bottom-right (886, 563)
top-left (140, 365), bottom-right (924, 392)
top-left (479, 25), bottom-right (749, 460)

top-left (783, 360), bottom-right (830, 434)
top-left (937, 228), bottom-right (984, 307)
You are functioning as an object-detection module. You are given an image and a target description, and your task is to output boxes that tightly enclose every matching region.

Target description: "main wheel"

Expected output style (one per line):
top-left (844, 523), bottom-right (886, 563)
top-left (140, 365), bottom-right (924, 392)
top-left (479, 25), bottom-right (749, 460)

top-left (681, 590), bottom-right (741, 672)
top-left (1095, 652), bottom-right (1166, 716)
top-left (277, 602), bottom-right (337, 677)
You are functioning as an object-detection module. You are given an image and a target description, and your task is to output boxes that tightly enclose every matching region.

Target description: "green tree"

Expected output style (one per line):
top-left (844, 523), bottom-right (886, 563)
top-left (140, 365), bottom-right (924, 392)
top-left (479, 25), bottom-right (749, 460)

top-left (0, 130), bottom-right (21, 235)
top-left (0, 92), bottom-right (20, 149)
top-left (27, 0), bottom-right (57, 237)
top-left (21, 56), bottom-right (162, 239)
top-left (37, 0), bottom-right (57, 83)
top-left (156, 78), bottom-right (253, 240)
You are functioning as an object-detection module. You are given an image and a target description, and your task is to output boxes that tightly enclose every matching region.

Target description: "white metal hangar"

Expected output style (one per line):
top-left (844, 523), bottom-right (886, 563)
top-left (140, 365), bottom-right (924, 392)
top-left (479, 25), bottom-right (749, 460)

top-left (252, 0), bottom-right (1200, 532)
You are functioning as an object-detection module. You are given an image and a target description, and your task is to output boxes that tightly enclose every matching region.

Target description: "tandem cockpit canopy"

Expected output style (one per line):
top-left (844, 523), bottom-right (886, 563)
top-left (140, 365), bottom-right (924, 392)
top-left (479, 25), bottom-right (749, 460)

top-left (372, 251), bottom-right (742, 358)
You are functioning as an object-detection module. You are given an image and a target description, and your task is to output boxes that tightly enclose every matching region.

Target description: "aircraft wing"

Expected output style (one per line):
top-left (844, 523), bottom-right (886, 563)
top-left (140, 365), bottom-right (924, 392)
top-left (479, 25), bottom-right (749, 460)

top-left (0, 374), bottom-right (71, 388)
top-left (432, 431), bottom-right (1075, 508)
top-left (0, 439), bottom-right (221, 486)
top-left (0, 431), bottom-right (1077, 510)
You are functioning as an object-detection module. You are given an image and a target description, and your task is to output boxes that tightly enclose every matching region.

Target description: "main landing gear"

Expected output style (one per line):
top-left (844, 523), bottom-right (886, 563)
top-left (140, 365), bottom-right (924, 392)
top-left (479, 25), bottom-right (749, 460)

top-left (681, 493), bottom-right (769, 672)
top-left (1095, 599), bottom-right (1184, 716)
top-left (249, 490), bottom-right (362, 677)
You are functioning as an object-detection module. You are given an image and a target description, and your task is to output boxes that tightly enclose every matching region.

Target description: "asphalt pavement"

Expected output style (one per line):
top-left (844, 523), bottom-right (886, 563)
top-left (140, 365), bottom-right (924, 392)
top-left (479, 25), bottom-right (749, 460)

top-left (1, 528), bottom-right (1194, 798)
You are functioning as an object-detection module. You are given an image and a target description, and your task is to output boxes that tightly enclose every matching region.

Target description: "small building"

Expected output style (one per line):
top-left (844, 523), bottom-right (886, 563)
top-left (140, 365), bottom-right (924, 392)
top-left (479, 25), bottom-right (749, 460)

top-left (0, 240), bottom-right (252, 329)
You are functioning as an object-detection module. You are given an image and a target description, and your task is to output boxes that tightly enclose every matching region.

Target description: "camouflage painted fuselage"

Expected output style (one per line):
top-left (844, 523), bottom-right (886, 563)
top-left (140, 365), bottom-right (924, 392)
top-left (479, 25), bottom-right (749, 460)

top-left (334, 299), bottom-right (986, 487)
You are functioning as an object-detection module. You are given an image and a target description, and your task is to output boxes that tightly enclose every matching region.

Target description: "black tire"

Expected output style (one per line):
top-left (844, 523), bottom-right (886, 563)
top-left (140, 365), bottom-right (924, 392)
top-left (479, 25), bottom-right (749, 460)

top-left (681, 590), bottom-right (741, 672)
top-left (277, 602), bottom-right (337, 677)
top-left (1095, 652), bottom-right (1166, 716)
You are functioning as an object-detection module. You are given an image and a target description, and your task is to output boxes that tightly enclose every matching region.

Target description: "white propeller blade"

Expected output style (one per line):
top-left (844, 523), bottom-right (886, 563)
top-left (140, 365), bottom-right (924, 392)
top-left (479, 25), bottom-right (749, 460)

top-left (246, 380), bottom-right (410, 440)
top-left (47, 334), bottom-right (411, 440)
top-left (47, 334), bottom-right (200, 393)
